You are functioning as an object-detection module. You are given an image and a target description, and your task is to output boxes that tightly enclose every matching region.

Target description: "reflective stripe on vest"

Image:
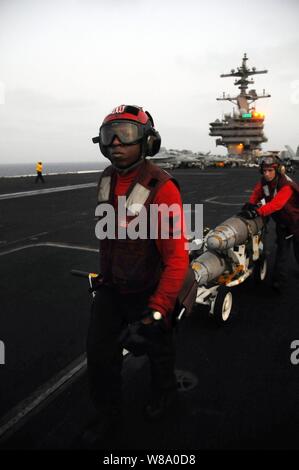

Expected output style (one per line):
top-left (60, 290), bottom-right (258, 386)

top-left (125, 183), bottom-right (151, 215)
top-left (98, 177), bottom-right (151, 215)
top-left (97, 176), bottom-right (111, 202)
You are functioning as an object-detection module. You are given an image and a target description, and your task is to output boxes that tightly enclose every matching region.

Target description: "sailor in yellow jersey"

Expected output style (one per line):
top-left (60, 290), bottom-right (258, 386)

top-left (35, 161), bottom-right (45, 184)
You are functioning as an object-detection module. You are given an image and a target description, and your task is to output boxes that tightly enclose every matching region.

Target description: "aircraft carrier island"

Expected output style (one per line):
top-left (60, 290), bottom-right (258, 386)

top-left (209, 53), bottom-right (271, 161)
top-left (0, 165), bottom-right (299, 451)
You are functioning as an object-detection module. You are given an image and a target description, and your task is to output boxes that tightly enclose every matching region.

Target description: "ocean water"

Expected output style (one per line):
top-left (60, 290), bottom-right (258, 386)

top-left (0, 161), bottom-right (108, 177)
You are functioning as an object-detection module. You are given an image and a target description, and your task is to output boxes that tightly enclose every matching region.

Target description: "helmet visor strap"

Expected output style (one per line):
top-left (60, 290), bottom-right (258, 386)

top-left (100, 122), bottom-right (144, 146)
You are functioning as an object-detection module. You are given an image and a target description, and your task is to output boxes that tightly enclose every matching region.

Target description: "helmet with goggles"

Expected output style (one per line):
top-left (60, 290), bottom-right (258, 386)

top-left (259, 154), bottom-right (282, 175)
top-left (92, 105), bottom-right (161, 158)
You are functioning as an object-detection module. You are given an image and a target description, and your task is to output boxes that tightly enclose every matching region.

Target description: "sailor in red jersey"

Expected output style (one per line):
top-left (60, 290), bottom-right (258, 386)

top-left (240, 155), bottom-right (299, 292)
top-left (85, 105), bottom-right (189, 444)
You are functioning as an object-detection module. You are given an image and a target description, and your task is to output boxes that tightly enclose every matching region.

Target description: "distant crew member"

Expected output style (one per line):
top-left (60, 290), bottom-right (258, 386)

top-left (35, 161), bottom-right (45, 184)
top-left (85, 105), bottom-right (190, 445)
top-left (240, 155), bottom-right (299, 292)
top-left (284, 158), bottom-right (295, 176)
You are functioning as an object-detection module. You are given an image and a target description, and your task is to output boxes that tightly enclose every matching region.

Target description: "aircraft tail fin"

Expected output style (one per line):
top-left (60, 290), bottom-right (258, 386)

top-left (285, 145), bottom-right (296, 159)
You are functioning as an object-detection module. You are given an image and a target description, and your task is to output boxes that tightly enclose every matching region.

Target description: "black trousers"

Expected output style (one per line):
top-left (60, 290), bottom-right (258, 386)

top-left (86, 285), bottom-right (177, 416)
top-left (273, 224), bottom-right (299, 284)
top-left (35, 171), bottom-right (45, 183)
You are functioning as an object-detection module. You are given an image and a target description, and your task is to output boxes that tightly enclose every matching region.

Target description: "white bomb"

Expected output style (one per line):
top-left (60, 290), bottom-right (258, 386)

top-left (191, 251), bottom-right (226, 285)
top-left (206, 216), bottom-right (264, 251)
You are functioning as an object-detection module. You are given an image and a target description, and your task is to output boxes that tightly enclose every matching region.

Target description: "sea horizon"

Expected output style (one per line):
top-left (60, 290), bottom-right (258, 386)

top-left (0, 161), bottom-right (109, 178)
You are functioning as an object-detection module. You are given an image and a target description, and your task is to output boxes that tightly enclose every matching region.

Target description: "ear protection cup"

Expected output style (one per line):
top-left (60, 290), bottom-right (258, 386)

top-left (277, 164), bottom-right (283, 174)
top-left (145, 129), bottom-right (161, 157)
top-left (279, 164), bottom-right (286, 175)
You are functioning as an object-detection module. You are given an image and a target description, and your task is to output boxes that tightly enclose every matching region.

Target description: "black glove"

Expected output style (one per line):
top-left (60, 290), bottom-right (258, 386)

top-left (238, 208), bottom-right (259, 219)
top-left (119, 308), bottom-right (167, 356)
top-left (241, 202), bottom-right (258, 211)
top-left (119, 321), bottom-right (148, 356)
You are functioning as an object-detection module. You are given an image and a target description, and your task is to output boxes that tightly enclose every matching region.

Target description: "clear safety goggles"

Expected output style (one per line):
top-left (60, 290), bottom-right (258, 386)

top-left (260, 156), bottom-right (277, 167)
top-left (99, 121), bottom-right (144, 146)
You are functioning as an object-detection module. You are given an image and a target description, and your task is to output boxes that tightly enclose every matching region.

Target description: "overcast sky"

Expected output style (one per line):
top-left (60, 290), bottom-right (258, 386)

top-left (0, 0), bottom-right (298, 163)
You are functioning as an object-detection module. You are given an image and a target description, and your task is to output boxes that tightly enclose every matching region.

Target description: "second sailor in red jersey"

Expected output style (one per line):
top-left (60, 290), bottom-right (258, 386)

top-left (240, 155), bottom-right (299, 292)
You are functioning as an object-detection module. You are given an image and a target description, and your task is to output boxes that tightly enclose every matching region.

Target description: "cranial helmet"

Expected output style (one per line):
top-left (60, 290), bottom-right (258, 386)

top-left (259, 155), bottom-right (283, 175)
top-left (92, 105), bottom-right (161, 158)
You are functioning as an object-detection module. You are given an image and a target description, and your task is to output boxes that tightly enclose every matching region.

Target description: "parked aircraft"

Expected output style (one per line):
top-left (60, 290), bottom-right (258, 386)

top-left (148, 148), bottom-right (207, 169)
top-left (148, 148), bottom-right (245, 169)
top-left (281, 145), bottom-right (299, 166)
top-left (204, 154), bottom-right (246, 168)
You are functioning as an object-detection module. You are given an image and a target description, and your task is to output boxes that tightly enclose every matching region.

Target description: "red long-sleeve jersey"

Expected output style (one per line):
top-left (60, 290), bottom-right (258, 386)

top-left (114, 166), bottom-right (189, 316)
top-left (249, 180), bottom-right (294, 217)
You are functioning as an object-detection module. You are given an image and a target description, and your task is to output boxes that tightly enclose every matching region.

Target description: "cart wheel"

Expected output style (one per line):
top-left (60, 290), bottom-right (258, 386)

top-left (253, 255), bottom-right (268, 283)
top-left (212, 286), bottom-right (234, 325)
